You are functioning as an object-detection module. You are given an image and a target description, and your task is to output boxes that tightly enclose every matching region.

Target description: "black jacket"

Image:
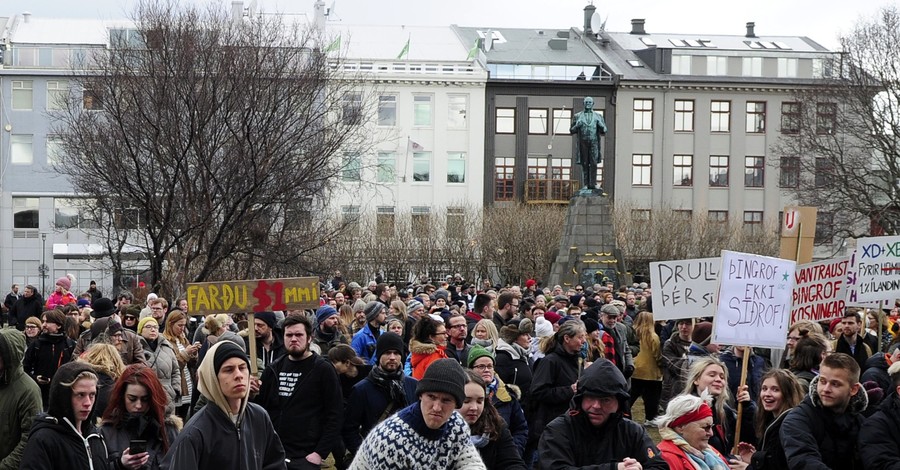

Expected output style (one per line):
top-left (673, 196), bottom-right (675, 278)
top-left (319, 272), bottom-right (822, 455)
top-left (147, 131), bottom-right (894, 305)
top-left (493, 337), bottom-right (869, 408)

top-left (780, 375), bottom-right (867, 470)
top-left (243, 334), bottom-right (285, 370)
top-left (750, 409), bottom-right (790, 470)
top-left (529, 343), bottom-right (580, 444)
top-left (833, 335), bottom-right (871, 372)
top-left (538, 360), bottom-right (667, 470)
top-left (477, 426), bottom-right (526, 470)
top-left (342, 372), bottom-right (418, 453)
top-left (9, 295), bottom-right (42, 331)
top-left (253, 353), bottom-right (342, 460)
top-left (861, 353), bottom-right (891, 393)
top-left (495, 340), bottom-right (533, 406)
top-left (100, 415), bottom-right (180, 470)
top-left (21, 415), bottom-right (111, 470)
top-left (23, 333), bottom-right (76, 407)
top-left (858, 393), bottom-right (900, 470)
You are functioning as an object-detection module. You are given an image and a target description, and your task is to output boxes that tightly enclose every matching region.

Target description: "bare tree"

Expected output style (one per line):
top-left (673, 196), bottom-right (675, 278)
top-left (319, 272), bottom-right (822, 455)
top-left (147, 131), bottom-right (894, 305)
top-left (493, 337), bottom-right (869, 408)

top-left (773, 5), bottom-right (900, 239)
top-left (53, 2), bottom-right (370, 297)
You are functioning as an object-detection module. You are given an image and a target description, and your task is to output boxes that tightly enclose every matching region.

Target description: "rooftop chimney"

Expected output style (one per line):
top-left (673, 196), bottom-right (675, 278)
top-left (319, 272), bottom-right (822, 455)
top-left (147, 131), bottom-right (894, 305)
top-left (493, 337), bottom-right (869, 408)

top-left (746, 22), bottom-right (756, 38)
top-left (22, 11), bottom-right (31, 23)
top-left (231, 1), bottom-right (243, 22)
top-left (631, 19), bottom-right (646, 35)
top-left (584, 4), bottom-right (597, 35)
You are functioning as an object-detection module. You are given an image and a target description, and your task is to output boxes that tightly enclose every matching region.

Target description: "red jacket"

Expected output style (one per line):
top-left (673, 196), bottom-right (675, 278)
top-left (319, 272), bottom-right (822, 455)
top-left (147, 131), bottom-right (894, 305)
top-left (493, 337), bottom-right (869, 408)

top-left (658, 440), bottom-right (729, 470)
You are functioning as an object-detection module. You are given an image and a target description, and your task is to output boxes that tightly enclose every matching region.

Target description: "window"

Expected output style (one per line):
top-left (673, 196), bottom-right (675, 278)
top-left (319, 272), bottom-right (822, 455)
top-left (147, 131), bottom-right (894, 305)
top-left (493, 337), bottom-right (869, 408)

top-left (46, 137), bottom-right (65, 165)
top-left (114, 208), bottom-right (145, 230)
top-left (743, 211), bottom-right (763, 234)
top-left (746, 102), bottom-right (766, 133)
top-left (709, 156), bottom-right (729, 187)
top-left (674, 100), bottom-right (694, 132)
top-left (54, 198), bottom-right (91, 229)
top-left (816, 102), bottom-right (836, 135)
top-left (708, 210), bottom-right (728, 224)
top-left (527, 156), bottom-right (548, 180)
top-left (413, 95), bottom-right (433, 127)
top-left (376, 207), bottom-right (395, 238)
top-left (742, 57), bottom-right (762, 77)
top-left (447, 95), bottom-right (468, 129)
top-left (342, 153), bottom-right (361, 181)
top-left (377, 152), bottom-right (396, 183)
top-left (342, 92), bottom-right (362, 123)
top-left (779, 157), bottom-right (800, 188)
top-left (552, 109), bottom-right (572, 135)
top-left (12, 80), bottom-right (33, 111)
top-left (11, 135), bottom-right (34, 165)
top-left (673, 155), bottom-right (693, 186)
top-left (710, 101), bottom-right (730, 132)
top-left (377, 95), bottom-right (397, 126)
top-left (815, 211), bottom-right (834, 245)
top-left (633, 99), bottom-right (653, 131)
top-left (47, 80), bottom-right (69, 111)
top-left (496, 108), bottom-right (515, 134)
top-left (675, 210), bottom-right (693, 221)
top-left (494, 157), bottom-right (515, 201)
top-left (413, 152), bottom-right (431, 182)
top-left (528, 109), bottom-right (548, 134)
top-left (781, 102), bottom-right (801, 134)
top-left (411, 206), bottom-right (431, 238)
top-left (341, 206), bottom-right (360, 237)
top-left (671, 55), bottom-right (691, 74)
top-left (632, 209), bottom-right (651, 221)
top-left (83, 83), bottom-right (102, 110)
top-left (707, 56), bottom-right (727, 75)
top-left (13, 197), bottom-right (40, 229)
top-left (632, 154), bottom-right (652, 186)
top-left (446, 207), bottom-right (466, 239)
top-left (447, 152), bottom-right (466, 183)
top-left (744, 156), bottom-right (765, 187)
top-left (777, 58), bottom-right (798, 77)
top-left (815, 158), bottom-right (833, 188)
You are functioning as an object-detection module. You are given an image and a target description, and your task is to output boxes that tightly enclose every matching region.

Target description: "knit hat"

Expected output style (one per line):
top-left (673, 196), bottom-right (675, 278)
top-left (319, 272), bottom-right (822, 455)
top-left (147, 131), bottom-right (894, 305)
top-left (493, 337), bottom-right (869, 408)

top-left (90, 297), bottom-right (117, 319)
top-left (416, 358), bottom-right (467, 407)
top-left (466, 344), bottom-right (495, 368)
top-left (583, 317), bottom-right (601, 335)
top-left (255, 311), bottom-right (276, 330)
top-left (557, 315), bottom-right (578, 326)
top-left (25, 316), bottom-right (42, 330)
top-left (525, 279), bottom-right (537, 289)
top-left (55, 276), bottom-right (71, 291)
top-left (315, 305), bottom-right (338, 325)
top-left (534, 317), bottom-right (553, 338)
top-left (499, 318), bottom-right (534, 344)
top-left (407, 299), bottom-right (424, 313)
top-left (213, 340), bottom-right (250, 375)
top-left (584, 297), bottom-right (600, 310)
top-left (600, 304), bottom-right (620, 317)
top-left (138, 317), bottom-right (159, 334)
top-left (364, 301), bottom-right (386, 324)
top-left (106, 321), bottom-right (123, 337)
top-left (543, 311), bottom-right (562, 325)
top-left (76, 298), bottom-right (91, 308)
top-left (376, 331), bottom-right (406, 361)
top-left (42, 309), bottom-right (66, 328)
top-left (434, 289), bottom-right (450, 302)
top-left (692, 321), bottom-right (713, 346)
top-left (89, 317), bottom-right (112, 340)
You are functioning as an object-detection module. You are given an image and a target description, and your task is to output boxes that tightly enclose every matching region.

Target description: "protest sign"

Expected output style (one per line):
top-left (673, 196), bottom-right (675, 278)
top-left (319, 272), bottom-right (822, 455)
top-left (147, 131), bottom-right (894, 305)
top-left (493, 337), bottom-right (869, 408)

top-left (713, 251), bottom-right (796, 348)
top-left (650, 257), bottom-right (719, 320)
top-left (186, 277), bottom-right (320, 315)
top-left (846, 235), bottom-right (900, 303)
top-left (790, 257), bottom-right (848, 324)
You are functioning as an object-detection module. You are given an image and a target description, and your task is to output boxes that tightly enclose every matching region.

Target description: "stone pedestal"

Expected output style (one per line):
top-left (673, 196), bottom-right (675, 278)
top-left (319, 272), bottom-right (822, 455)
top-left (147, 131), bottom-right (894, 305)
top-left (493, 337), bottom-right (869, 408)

top-left (547, 195), bottom-right (628, 288)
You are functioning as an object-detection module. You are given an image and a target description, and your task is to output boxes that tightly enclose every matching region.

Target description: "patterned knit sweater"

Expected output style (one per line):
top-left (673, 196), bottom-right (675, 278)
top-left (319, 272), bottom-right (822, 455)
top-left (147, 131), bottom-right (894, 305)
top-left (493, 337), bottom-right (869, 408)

top-left (349, 402), bottom-right (486, 470)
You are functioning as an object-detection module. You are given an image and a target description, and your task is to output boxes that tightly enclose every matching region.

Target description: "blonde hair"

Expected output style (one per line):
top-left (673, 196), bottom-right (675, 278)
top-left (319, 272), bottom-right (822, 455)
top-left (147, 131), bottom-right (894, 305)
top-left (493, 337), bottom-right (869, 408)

top-left (633, 311), bottom-right (659, 351)
top-left (473, 319), bottom-right (499, 345)
top-left (205, 314), bottom-right (230, 334)
top-left (390, 300), bottom-right (408, 322)
top-left (682, 356), bottom-right (731, 425)
top-left (79, 343), bottom-right (126, 380)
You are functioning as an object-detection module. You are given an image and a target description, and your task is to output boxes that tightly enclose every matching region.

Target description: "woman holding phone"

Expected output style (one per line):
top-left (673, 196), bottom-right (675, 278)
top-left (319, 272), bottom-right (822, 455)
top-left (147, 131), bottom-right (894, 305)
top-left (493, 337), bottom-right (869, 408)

top-left (100, 364), bottom-right (180, 470)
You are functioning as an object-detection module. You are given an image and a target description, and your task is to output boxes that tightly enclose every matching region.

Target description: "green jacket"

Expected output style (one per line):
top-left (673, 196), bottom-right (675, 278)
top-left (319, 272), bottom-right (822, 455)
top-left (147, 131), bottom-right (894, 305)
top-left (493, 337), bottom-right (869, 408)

top-left (0, 328), bottom-right (43, 470)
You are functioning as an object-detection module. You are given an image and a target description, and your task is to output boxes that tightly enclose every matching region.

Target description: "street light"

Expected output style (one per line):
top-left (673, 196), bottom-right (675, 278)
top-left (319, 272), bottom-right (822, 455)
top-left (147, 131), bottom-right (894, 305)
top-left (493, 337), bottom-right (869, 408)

top-left (40, 233), bottom-right (47, 296)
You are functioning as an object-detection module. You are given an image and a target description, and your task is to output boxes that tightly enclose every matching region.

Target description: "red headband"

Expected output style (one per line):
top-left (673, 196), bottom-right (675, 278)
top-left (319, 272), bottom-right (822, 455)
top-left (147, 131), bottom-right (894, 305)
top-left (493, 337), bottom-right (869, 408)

top-left (670, 402), bottom-right (713, 429)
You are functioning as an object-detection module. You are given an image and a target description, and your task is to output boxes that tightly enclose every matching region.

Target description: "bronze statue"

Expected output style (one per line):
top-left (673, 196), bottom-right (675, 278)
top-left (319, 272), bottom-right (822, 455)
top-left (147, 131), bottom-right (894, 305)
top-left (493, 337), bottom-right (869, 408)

top-left (570, 97), bottom-right (607, 191)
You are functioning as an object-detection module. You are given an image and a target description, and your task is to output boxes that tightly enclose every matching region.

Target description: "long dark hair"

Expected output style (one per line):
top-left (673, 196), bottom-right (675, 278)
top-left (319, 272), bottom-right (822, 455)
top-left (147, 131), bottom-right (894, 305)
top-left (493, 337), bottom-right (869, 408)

top-left (463, 369), bottom-right (504, 441)
top-left (101, 364), bottom-right (171, 451)
top-left (412, 316), bottom-right (442, 344)
top-left (754, 368), bottom-right (804, 439)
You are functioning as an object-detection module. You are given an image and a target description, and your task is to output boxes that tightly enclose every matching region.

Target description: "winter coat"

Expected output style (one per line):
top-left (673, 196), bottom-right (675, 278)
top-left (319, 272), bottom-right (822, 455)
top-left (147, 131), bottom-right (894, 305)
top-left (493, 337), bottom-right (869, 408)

top-left (409, 339), bottom-right (448, 380)
top-left (658, 440), bottom-right (728, 470)
top-left (857, 393), bottom-right (900, 470)
top-left (749, 409), bottom-right (791, 470)
top-left (861, 353), bottom-right (893, 393)
top-left (140, 337), bottom-right (182, 413)
top-left (342, 372), bottom-right (418, 454)
top-left (719, 348), bottom-right (767, 403)
top-left (660, 334), bottom-right (691, 408)
top-left (780, 375), bottom-right (868, 470)
top-left (9, 295), bottom-right (43, 331)
top-left (832, 335), bottom-right (872, 372)
top-left (311, 326), bottom-right (348, 357)
top-left (703, 393), bottom-right (756, 455)
top-left (494, 340), bottom-right (533, 406)
top-left (23, 332), bottom-right (76, 407)
top-left (632, 332), bottom-right (661, 381)
top-left (491, 381), bottom-right (528, 456)
top-left (0, 328), bottom-right (43, 470)
top-left (538, 361), bottom-right (667, 470)
top-left (476, 426), bottom-right (526, 470)
top-left (45, 291), bottom-right (77, 310)
top-left (73, 327), bottom-right (148, 366)
top-left (100, 415), bottom-right (181, 470)
top-left (351, 323), bottom-right (379, 365)
top-left (528, 343), bottom-right (580, 445)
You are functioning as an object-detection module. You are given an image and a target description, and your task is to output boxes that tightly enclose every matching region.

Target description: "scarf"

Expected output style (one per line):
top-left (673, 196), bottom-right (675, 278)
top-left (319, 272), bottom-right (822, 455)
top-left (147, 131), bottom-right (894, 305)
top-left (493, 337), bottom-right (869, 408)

top-left (470, 338), bottom-right (493, 350)
top-left (368, 366), bottom-right (409, 412)
top-left (659, 427), bottom-right (727, 470)
top-left (470, 433), bottom-right (490, 448)
top-left (487, 377), bottom-right (499, 398)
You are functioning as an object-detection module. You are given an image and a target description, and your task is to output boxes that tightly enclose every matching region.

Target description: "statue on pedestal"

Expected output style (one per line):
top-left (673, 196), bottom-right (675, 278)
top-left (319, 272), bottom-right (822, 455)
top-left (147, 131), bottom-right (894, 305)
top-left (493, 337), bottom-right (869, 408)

top-left (570, 96), bottom-right (608, 193)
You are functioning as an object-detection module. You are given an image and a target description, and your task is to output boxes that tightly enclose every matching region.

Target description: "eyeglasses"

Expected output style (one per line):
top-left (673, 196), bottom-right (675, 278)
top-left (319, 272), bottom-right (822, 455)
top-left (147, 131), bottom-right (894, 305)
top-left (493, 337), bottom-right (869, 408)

top-left (25, 325), bottom-right (39, 329)
top-left (472, 364), bottom-right (494, 371)
top-left (693, 423), bottom-right (713, 433)
top-left (434, 331), bottom-right (448, 336)
top-left (450, 324), bottom-right (467, 329)
top-left (142, 325), bottom-right (159, 331)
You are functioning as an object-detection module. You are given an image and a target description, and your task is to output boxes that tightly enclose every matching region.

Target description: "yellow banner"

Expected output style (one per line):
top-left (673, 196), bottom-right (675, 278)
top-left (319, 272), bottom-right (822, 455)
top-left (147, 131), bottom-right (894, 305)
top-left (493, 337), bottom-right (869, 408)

top-left (186, 277), bottom-right (320, 316)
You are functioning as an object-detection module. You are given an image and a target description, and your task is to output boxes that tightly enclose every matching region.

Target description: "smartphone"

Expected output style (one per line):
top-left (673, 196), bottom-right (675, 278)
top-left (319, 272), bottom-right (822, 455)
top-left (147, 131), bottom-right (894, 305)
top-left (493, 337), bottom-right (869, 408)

top-left (129, 439), bottom-right (147, 455)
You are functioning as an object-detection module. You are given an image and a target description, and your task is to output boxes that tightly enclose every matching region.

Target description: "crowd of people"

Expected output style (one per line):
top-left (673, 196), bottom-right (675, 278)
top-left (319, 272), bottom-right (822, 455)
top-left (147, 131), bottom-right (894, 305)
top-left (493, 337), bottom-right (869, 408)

top-left (1, 273), bottom-right (900, 469)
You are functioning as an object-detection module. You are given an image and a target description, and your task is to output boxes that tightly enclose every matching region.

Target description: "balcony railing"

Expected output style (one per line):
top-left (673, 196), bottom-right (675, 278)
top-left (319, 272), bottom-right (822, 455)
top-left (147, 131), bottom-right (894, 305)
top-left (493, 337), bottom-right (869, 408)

top-left (524, 179), bottom-right (580, 203)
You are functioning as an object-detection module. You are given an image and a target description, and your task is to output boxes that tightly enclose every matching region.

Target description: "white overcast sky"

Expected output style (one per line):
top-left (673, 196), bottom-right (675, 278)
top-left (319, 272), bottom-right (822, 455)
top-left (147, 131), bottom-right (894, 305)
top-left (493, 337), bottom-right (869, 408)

top-left (3, 0), bottom-right (892, 49)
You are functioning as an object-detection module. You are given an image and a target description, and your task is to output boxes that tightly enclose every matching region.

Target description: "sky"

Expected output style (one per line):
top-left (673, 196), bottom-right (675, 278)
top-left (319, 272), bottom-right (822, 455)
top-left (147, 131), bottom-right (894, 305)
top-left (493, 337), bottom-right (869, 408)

top-left (2, 0), bottom-right (893, 50)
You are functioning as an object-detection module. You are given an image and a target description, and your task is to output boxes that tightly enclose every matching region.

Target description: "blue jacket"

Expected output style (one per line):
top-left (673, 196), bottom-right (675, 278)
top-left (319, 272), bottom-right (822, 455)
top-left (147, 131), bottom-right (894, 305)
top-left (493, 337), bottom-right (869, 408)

top-left (342, 373), bottom-right (418, 454)
top-left (351, 324), bottom-right (379, 365)
top-left (719, 348), bottom-right (767, 403)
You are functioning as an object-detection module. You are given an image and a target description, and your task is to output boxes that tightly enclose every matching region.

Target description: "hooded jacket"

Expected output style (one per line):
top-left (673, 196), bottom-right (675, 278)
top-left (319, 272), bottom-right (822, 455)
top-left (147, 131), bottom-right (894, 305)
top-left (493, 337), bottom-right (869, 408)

top-left (857, 392), bottom-right (900, 470)
top-left (495, 339), bottom-right (533, 406)
top-left (161, 340), bottom-right (285, 470)
top-left (780, 374), bottom-right (868, 470)
top-left (529, 342), bottom-right (581, 445)
top-left (410, 339), bottom-right (448, 380)
top-left (538, 360), bottom-right (667, 470)
top-left (23, 332), bottom-right (76, 406)
top-left (0, 329), bottom-right (42, 470)
top-left (20, 361), bottom-right (111, 470)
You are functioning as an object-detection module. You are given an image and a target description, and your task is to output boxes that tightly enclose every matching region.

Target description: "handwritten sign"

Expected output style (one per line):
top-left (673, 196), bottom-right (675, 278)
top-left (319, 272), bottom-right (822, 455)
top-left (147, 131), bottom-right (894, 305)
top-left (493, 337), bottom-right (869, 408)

top-left (186, 277), bottom-right (320, 316)
top-left (790, 257), bottom-right (848, 324)
top-left (847, 235), bottom-right (900, 303)
top-left (713, 251), bottom-right (795, 348)
top-left (650, 257), bottom-right (719, 320)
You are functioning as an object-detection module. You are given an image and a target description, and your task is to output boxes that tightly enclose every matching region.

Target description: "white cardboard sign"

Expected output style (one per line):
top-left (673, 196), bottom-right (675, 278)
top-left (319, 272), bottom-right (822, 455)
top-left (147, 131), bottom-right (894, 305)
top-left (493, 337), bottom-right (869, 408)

top-left (847, 235), bottom-right (900, 303)
top-left (790, 257), bottom-right (848, 324)
top-left (650, 257), bottom-right (719, 320)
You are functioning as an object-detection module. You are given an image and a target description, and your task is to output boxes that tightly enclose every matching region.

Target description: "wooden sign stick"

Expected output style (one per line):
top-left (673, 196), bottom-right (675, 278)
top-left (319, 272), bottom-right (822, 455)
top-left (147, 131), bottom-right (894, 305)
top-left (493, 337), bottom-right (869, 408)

top-left (732, 346), bottom-right (751, 456)
top-left (247, 312), bottom-right (258, 376)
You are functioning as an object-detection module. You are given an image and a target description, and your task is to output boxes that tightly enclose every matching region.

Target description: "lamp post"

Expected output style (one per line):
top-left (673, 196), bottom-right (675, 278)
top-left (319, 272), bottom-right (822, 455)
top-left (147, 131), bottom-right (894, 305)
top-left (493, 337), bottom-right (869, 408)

top-left (39, 233), bottom-right (47, 297)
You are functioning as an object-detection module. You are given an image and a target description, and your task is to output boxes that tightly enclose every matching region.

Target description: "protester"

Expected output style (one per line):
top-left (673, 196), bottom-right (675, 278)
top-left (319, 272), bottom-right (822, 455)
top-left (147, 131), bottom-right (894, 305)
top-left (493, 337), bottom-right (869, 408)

top-left (834, 310), bottom-right (873, 370)
top-left (781, 320), bottom-right (822, 368)
top-left (445, 313), bottom-right (471, 366)
top-left (312, 305), bottom-right (349, 356)
top-left (351, 301), bottom-right (387, 365)
top-left (9, 285), bottom-right (42, 331)
top-left (682, 356), bottom-right (756, 456)
top-left (244, 311), bottom-right (285, 369)
top-left (79, 341), bottom-right (127, 418)
top-left (540, 360), bottom-right (667, 469)
top-left (859, 361), bottom-right (900, 469)
top-left (163, 310), bottom-right (199, 420)
top-left (733, 368), bottom-right (805, 469)
top-left (138, 317), bottom-right (181, 414)
top-left (23, 317), bottom-right (41, 346)
top-left (44, 276), bottom-right (77, 310)
top-left (410, 315), bottom-right (449, 379)
top-left (495, 319), bottom-right (534, 406)
top-left (459, 370), bottom-right (526, 470)
top-left (471, 319), bottom-right (499, 352)
top-left (100, 364), bottom-right (181, 470)
top-left (789, 332), bottom-right (830, 390)
top-left (655, 393), bottom-right (738, 470)
top-left (23, 309), bottom-right (76, 408)
top-left (467, 344), bottom-right (528, 456)
top-left (0, 328), bottom-right (42, 469)
top-left (630, 310), bottom-right (662, 424)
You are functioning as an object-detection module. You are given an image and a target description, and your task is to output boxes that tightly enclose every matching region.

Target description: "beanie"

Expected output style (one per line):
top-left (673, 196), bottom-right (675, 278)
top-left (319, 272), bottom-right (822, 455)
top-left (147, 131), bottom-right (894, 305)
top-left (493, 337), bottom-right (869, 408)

top-left (583, 317), bottom-right (601, 335)
top-left (543, 311), bottom-right (561, 325)
top-left (213, 340), bottom-right (250, 375)
top-left (255, 311), bottom-right (277, 330)
top-left (43, 309), bottom-right (66, 328)
top-left (692, 321), bottom-right (713, 346)
top-left (376, 331), bottom-right (406, 361)
top-left (106, 321), bottom-right (123, 337)
top-left (415, 358), bottom-right (467, 407)
top-left (364, 301), bottom-right (386, 324)
top-left (315, 305), bottom-right (338, 326)
top-left (55, 276), bottom-right (72, 291)
top-left (407, 299), bottom-right (424, 313)
top-left (534, 317), bottom-right (553, 338)
top-left (138, 317), bottom-right (159, 334)
top-left (434, 289), bottom-right (450, 302)
top-left (76, 298), bottom-right (91, 308)
top-left (466, 344), bottom-right (495, 368)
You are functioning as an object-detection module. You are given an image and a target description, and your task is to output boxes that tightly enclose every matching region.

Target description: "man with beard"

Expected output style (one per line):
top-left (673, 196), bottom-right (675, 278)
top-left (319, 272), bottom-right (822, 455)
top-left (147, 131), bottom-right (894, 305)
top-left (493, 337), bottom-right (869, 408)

top-left (343, 332), bottom-right (418, 458)
top-left (254, 315), bottom-right (342, 469)
top-left (312, 305), bottom-right (349, 356)
top-left (23, 309), bottom-right (76, 408)
top-left (833, 309), bottom-right (872, 371)
top-left (352, 301), bottom-right (387, 365)
top-left (243, 311), bottom-right (284, 369)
